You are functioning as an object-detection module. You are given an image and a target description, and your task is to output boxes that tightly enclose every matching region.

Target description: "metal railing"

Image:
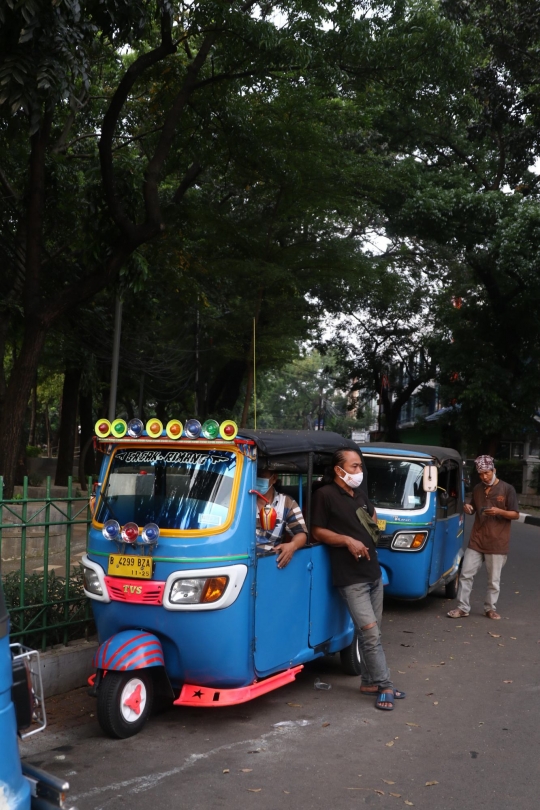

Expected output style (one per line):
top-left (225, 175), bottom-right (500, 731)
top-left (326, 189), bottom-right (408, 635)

top-left (0, 476), bottom-right (95, 650)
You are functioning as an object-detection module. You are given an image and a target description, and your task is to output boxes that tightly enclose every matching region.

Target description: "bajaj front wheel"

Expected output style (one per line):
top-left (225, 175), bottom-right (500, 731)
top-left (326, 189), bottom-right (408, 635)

top-left (340, 634), bottom-right (363, 676)
top-left (97, 670), bottom-right (154, 739)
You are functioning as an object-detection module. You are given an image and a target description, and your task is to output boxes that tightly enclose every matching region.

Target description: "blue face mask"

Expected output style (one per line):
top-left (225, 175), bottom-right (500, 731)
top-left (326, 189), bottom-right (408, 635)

top-left (256, 476), bottom-right (272, 494)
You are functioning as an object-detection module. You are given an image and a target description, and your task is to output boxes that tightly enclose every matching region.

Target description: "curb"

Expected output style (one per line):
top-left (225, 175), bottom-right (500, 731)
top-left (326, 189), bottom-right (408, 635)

top-left (518, 512), bottom-right (540, 527)
top-left (39, 638), bottom-right (98, 698)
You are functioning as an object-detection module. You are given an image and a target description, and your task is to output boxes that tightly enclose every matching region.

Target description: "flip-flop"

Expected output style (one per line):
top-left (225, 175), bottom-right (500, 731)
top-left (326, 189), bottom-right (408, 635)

top-left (375, 691), bottom-right (395, 711)
top-left (360, 687), bottom-right (406, 699)
top-left (447, 608), bottom-right (469, 618)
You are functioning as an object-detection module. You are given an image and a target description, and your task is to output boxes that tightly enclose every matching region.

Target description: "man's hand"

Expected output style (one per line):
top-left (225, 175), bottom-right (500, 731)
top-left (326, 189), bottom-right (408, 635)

top-left (275, 543), bottom-right (295, 569)
top-left (463, 504), bottom-right (474, 515)
top-left (345, 537), bottom-right (370, 561)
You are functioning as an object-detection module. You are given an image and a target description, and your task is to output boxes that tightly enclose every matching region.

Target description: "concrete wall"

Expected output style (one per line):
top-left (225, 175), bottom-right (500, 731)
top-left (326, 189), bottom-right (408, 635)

top-left (39, 638), bottom-right (98, 698)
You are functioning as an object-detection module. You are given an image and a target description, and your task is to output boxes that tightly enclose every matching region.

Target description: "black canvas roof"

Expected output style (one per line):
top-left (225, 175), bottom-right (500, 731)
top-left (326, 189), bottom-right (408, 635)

top-left (362, 442), bottom-right (462, 465)
top-left (239, 429), bottom-right (360, 473)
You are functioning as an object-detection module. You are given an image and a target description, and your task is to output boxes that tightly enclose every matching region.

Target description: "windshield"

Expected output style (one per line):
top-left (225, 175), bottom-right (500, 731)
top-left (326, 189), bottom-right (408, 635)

top-left (363, 456), bottom-right (427, 511)
top-left (95, 448), bottom-right (237, 530)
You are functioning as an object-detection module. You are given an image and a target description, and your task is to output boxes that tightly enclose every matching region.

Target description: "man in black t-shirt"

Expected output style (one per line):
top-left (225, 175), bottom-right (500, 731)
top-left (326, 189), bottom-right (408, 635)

top-left (312, 449), bottom-right (404, 712)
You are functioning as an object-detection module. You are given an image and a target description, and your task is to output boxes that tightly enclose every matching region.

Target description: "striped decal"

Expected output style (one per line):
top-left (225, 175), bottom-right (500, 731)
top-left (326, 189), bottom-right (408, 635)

top-left (94, 631), bottom-right (164, 671)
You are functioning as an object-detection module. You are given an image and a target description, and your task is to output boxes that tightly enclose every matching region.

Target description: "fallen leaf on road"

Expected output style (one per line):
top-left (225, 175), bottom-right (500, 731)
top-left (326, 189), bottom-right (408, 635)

top-left (374, 790), bottom-right (385, 795)
top-left (456, 625), bottom-right (462, 628)
top-left (287, 702), bottom-right (303, 707)
top-left (386, 741), bottom-right (394, 747)
top-left (488, 633), bottom-right (501, 638)
top-left (398, 671), bottom-right (406, 674)
top-left (425, 692), bottom-right (434, 696)
top-left (433, 701), bottom-right (439, 705)
top-left (383, 780), bottom-right (396, 784)
top-left (425, 781), bottom-right (439, 786)
top-left (223, 769), bottom-right (230, 773)
top-left (322, 722), bottom-right (330, 727)
top-left (241, 769), bottom-right (253, 773)
top-left (404, 801), bottom-right (414, 806)
top-left (283, 790), bottom-right (290, 794)
top-left (247, 788), bottom-right (262, 792)
top-left (440, 661), bottom-right (445, 665)
top-left (503, 680), bottom-right (513, 684)
top-left (401, 644), bottom-right (412, 647)
top-left (498, 644), bottom-right (505, 647)
top-left (403, 630), bottom-right (414, 633)
top-left (515, 591), bottom-right (519, 594)
top-left (510, 637), bottom-right (517, 640)
top-left (406, 723), bottom-right (419, 727)
top-left (450, 656), bottom-right (454, 659)
top-left (389, 793), bottom-right (402, 798)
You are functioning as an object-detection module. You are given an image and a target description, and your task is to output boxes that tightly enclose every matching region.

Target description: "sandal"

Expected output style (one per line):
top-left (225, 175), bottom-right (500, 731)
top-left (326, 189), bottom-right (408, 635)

top-left (360, 686), bottom-right (406, 699)
top-left (485, 609), bottom-right (501, 620)
top-left (447, 608), bottom-right (469, 618)
top-left (375, 691), bottom-right (395, 711)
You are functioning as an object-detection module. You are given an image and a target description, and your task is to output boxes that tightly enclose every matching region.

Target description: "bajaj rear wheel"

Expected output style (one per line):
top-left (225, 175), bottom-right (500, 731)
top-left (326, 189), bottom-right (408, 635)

top-left (97, 671), bottom-right (154, 739)
top-left (340, 634), bottom-right (363, 676)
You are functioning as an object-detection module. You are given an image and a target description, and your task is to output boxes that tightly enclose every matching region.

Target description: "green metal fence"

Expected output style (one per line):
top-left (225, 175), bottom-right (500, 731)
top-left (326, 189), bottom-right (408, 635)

top-left (0, 476), bottom-right (95, 650)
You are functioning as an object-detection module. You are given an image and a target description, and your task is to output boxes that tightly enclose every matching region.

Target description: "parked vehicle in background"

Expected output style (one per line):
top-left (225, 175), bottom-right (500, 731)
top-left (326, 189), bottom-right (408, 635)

top-left (0, 574), bottom-right (73, 810)
top-left (359, 443), bottom-right (465, 600)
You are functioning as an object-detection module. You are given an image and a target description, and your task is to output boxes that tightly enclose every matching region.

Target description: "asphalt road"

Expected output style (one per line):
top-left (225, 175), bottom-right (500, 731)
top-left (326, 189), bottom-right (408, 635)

top-left (21, 520), bottom-right (540, 810)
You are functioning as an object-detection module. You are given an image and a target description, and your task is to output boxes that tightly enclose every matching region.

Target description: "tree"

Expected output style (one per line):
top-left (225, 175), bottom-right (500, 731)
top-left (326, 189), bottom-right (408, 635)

top-left (326, 263), bottom-right (439, 441)
top-left (0, 0), bottom-right (375, 494)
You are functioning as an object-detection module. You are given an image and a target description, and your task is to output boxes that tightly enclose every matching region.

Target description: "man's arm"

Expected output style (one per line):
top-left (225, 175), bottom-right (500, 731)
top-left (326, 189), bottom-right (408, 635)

top-left (275, 531), bottom-right (307, 568)
top-left (311, 525), bottom-right (370, 560)
top-left (484, 507), bottom-right (519, 520)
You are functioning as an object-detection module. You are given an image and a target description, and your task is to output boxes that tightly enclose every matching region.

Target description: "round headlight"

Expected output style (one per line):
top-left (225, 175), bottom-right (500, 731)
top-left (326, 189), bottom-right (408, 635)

top-left (122, 522), bottom-right (139, 544)
top-left (146, 418), bottom-right (163, 437)
top-left (201, 419), bottom-right (220, 439)
top-left (102, 519), bottom-right (121, 541)
top-left (166, 419), bottom-right (183, 439)
top-left (127, 418), bottom-right (144, 438)
top-left (185, 418), bottom-right (202, 439)
top-left (111, 418), bottom-right (127, 438)
top-left (95, 419), bottom-right (111, 438)
top-left (141, 523), bottom-right (160, 544)
top-left (219, 420), bottom-right (238, 440)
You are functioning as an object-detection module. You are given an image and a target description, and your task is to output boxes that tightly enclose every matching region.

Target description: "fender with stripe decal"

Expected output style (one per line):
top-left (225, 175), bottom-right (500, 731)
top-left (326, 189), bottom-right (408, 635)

top-left (93, 630), bottom-right (165, 671)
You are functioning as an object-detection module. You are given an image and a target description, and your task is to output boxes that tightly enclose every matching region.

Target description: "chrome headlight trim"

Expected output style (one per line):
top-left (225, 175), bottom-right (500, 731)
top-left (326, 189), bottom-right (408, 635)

top-left (390, 530), bottom-right (429, 552)
top-left (81, 553), bottom-right (110, 602)
top-left (163, 564), bottom-right (248, 611)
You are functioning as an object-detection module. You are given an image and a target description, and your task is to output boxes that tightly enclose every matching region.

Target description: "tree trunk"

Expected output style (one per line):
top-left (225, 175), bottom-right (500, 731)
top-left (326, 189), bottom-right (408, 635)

top-left (28, 378), bottom-right (38, 446)
top-left (0, 325), bottom-right (47, 496)
top-left (206, 359), bottom-right (247, 413)
top-left (55, 367), bottom-right (82, 486)
top-left (78, 386), bottom-right (96, 488)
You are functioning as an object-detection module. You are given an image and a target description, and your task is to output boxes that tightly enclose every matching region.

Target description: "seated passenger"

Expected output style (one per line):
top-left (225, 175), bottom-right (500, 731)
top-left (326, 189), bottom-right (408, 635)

top-left (255, 468), bottom-right (307, 568)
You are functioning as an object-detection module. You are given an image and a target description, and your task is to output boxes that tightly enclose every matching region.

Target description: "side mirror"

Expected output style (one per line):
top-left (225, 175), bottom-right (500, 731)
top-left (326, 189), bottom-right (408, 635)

top-left (423, 464), bottom-right (438, 492)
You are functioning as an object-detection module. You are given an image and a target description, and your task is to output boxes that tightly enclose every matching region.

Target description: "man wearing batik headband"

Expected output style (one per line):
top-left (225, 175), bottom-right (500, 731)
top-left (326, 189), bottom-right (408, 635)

top-left (448, 455), bottom-right (519, 620)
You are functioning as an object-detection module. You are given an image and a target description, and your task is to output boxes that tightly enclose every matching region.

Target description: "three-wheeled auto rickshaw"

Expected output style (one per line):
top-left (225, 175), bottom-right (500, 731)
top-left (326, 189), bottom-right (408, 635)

top-left (0, 573), bottom-right (73, 810)
top-left (83, 420), bottom-right (366, 738)
top-left (359, 443), bottom-right (465, 600)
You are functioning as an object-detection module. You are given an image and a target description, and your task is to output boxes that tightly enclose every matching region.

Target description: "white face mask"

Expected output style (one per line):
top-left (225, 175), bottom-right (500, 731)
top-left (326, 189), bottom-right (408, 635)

top-left (481, 472), bottom-right (496, 486)
top-left (338, 467), bottom-right (364, 488)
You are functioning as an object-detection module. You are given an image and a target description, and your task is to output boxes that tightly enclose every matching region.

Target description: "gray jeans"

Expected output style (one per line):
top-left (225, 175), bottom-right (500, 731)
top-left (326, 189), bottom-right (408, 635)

top-left (457, 548), bottom-right (507, 613)
top-left (339, 578), bottom-right (393, 691)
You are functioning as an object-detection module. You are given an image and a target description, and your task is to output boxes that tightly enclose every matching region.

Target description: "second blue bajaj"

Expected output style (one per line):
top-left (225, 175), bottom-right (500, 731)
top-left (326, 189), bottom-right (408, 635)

top-left (359, 442), bottom-right (465, 600)
top-left (83, 422), bottom-right (370, 739)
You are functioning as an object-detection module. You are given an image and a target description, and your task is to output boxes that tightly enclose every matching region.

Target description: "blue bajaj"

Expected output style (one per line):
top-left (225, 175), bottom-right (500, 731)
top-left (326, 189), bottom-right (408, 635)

top-left (0, 574), bottom-right (72, 810)
top-left (83, 419), bottom-right (365, 738)
top-left (359, 443), bottom-right (465, 600)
